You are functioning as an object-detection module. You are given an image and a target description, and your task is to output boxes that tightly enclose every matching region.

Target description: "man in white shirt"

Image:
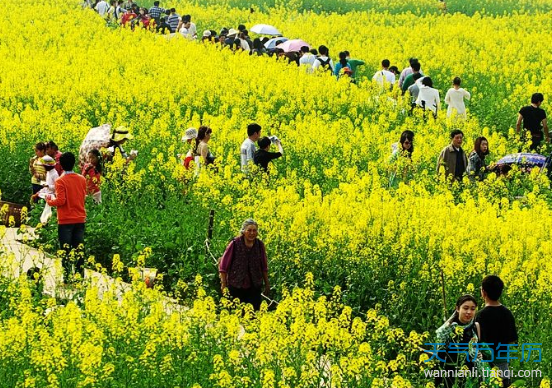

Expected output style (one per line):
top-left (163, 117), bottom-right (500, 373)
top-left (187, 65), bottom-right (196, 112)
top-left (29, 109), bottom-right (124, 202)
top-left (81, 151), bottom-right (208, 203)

top-left (299, 46), bottom-right (316, 71)
top-left (177, 15), bottom-right (197, 39)
top-left (312, 45), bottom-right (334, 73)
top-left (240, 123), bottom-right (262, 172)
top-left (444, 77), bottom-right (471, 118)
top-left (95, 0), bottom-right (110, 17)
top-left (372, 59), bottom-right (395, 89)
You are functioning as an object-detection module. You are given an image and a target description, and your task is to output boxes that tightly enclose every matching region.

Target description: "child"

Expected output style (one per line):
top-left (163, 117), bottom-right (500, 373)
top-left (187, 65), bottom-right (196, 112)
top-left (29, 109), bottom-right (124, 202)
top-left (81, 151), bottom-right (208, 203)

top-left (253, 136), bottom-right (283, 173)
top-left (476, 275), bottom-right (518, 387)
top-left (29, 142), bottom-right (47, 198)
top-left (81, 149), bottom-right (102, 204)
top-left (31, 156), bottom-right (59, 224)
top-left (180, 127), bottom-right (198, 169)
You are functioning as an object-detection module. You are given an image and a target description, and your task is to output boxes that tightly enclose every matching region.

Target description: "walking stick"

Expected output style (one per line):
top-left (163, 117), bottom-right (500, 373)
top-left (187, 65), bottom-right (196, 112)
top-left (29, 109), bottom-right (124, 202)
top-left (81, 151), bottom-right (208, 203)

top-left (440, 268), bottom-right (447, 322)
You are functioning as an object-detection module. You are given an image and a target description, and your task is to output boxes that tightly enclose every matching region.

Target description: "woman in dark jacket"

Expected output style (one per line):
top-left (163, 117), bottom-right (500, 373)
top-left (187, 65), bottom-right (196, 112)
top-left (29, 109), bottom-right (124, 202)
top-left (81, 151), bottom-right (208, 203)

top-left (219, 219), bottom-right (270, 310)
top-left (467, 136), bottom-right (493, 181)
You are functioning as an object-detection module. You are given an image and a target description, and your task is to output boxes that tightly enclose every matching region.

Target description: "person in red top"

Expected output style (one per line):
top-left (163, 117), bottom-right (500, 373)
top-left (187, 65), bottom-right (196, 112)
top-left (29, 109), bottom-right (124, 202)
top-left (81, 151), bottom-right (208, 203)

top-left (81, 149), bottom-right (102, 204)
top-left (46, 141), bottom-right (63, 176)
top-left (219, 219), bottom-right (270, 310)
top-left (46, 152), bottom-right (87, 279)
top-left (121, 8), bottom-right (137, 27)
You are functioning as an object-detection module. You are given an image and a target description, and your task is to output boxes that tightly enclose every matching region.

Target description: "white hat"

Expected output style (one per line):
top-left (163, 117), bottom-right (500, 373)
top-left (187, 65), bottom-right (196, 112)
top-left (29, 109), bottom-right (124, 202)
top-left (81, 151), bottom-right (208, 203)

top-left (227, 28), bottom-right (239, 37)
top-left (203, 30), bottom-right (211, 37)
top-left (39, 155), bottom-right (56, 166)
top-left (182, 127), bottom-right (198, 141)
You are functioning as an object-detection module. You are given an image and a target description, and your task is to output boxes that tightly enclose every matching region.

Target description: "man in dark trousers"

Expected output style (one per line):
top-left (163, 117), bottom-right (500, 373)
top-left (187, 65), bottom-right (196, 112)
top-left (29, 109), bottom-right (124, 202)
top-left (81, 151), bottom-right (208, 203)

top-left (516, 93), bottom-right (550, 150)
top-left (46, 152), bottom-right (87, 280)
top-left (476, 275), bottom-right (518, 388)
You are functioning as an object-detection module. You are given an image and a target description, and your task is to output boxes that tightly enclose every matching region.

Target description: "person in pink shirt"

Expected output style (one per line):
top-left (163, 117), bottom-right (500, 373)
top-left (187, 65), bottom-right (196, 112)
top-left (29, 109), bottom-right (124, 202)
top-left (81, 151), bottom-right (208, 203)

top-left (81, 149), bottom-right (103, 204)
top-left (219, 219), bottom-right (270, 310)
top-left (46, 141), bottom-right (63, 176)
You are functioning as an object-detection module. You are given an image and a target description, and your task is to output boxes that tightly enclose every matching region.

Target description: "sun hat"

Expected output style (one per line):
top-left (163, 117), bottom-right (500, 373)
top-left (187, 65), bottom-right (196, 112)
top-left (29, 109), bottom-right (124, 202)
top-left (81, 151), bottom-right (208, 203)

top-left (39, 155), bottom-right (56, 166)
top-left (182, 127), bottom-right (198, 141)
top-left (227, 28), bottom-right (239, 37)
top-left (202, 30), bottom-right (211, 37)
top-left (111, 126), bottom-right (133, 142)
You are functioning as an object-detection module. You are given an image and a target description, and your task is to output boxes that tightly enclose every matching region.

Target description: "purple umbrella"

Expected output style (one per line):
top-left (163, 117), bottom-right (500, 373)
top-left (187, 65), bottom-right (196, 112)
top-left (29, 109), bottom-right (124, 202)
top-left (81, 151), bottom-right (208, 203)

top-left (496, 153), bottom-right (547, 166)
top-left (276, 39), bottom-right (310, 53)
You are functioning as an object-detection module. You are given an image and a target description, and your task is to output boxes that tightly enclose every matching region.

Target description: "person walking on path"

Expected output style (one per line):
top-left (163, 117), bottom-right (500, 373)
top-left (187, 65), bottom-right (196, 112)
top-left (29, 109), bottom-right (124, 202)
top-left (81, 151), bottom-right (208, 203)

top-left (219, 219), bottom-right (270, 311)
top-left (344, 51), bottom-right (364, 81)
top-left (31, 156), bottom-right (59, 224)
top-left (476, 275), bottom-right (518, 388)
top-left (516, 93), bottom-right (549, 151)
top-left (30, 142), bottom-right (47, 197)
top-left (240, 123), bottom-right (262, 172)
top-left (194, 126), bottom-right (215, 167)
top-left (46, 152), bottom-right (87, 280)
top-left (399, 57), bottom-right (418, 89)
top-left (401, 61), bottom-right (423, 95)
top-left (373, 59), bottom-right (395, 89)
top-left (254, 136), bottom-right (283, 173)
top-left (81, 149), bottom-right (103, 204)
top-left (334, 52), bottom-right (352, 79)
top-left (46, 141), bottom-right (63, 176)
top-left (437, 129), bottom-right (468, 181)
top-left (467, 137), bottom-right (493, 181)
top-left (415, 77), bottom-right (440, 118)
top-left (444, 77), bottom-right (471, 118)
top-left (388, 130), bottom-right (414, 187)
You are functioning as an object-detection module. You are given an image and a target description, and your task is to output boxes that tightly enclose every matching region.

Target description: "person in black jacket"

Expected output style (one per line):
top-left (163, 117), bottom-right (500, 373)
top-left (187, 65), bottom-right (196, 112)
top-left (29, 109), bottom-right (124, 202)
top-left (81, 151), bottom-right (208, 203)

top-left (476, 275), bottom-right (518, 388)
top-left (253, 136), bottom-right (283, 173)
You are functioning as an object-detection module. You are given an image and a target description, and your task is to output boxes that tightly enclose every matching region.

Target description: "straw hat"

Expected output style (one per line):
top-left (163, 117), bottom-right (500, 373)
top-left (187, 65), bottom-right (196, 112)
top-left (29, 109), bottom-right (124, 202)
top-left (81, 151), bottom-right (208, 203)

top-left (111, 126), bottom-right (133, 142)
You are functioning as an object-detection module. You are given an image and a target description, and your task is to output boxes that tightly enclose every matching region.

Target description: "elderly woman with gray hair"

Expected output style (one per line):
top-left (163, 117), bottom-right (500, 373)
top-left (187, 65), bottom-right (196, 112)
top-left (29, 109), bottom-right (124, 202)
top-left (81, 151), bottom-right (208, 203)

top-left (219, 219), bottom-right (270, 310)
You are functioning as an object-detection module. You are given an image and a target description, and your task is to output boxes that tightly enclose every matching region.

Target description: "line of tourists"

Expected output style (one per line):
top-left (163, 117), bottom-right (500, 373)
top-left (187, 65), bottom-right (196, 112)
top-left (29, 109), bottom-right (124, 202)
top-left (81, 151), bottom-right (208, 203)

top-left (388, 92), bottom-right (550, 186)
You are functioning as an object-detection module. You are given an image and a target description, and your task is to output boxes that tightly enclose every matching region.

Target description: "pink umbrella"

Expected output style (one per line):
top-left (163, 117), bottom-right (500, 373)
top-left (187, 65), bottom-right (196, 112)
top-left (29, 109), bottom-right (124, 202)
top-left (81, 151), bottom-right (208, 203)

top-left (276, 39), bottom-right (310, 53)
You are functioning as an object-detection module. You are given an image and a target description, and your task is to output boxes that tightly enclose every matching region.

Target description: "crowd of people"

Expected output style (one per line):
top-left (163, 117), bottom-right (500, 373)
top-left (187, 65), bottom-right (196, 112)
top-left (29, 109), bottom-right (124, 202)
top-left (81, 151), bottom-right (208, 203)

top-left (388, 92), bottom-right (550, 187)
top-left (26, 6), bottom-right (540, 385)
top-left (84, 0), bottom-right (542, 125)
top-left (29, 88), bottom-right (549, 279)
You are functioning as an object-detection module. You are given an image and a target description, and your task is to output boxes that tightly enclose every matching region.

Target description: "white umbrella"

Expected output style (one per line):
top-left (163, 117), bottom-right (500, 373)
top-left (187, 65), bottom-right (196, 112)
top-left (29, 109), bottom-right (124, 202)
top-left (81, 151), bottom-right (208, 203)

top-left (264, 37), bottom-right (288, 49)
top-left (251, 24), bottom-right (281, 36)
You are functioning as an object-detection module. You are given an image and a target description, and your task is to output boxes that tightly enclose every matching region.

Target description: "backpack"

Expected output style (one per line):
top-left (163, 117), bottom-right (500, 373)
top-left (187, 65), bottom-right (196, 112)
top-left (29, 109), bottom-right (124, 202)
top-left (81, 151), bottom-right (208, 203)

top-left (316, 57), bottom-right (333, 73)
